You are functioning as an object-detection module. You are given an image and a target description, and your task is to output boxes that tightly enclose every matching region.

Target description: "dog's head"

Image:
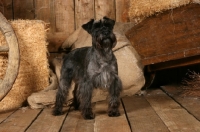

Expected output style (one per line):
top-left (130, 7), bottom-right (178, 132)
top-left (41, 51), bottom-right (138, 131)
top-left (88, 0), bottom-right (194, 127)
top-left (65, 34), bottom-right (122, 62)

top-left (82, 17), bottom-right (117, 50)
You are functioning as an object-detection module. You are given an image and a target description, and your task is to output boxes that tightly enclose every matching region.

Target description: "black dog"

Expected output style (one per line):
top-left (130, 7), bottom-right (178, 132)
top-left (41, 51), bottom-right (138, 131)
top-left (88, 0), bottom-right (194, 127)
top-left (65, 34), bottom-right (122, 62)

top-left (53, 17), bottom-right (122, 119)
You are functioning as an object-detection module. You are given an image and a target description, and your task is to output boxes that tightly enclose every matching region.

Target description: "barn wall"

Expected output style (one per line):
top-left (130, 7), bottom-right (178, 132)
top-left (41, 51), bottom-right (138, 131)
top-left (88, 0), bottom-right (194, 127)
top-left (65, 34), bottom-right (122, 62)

top-left (0, 0), bottom-right (130, 52)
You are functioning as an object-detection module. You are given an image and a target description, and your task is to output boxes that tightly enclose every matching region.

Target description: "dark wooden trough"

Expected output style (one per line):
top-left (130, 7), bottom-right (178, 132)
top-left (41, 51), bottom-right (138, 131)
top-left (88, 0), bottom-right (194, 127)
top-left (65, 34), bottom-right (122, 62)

top-left (126, 3), bottom-right (200, 88)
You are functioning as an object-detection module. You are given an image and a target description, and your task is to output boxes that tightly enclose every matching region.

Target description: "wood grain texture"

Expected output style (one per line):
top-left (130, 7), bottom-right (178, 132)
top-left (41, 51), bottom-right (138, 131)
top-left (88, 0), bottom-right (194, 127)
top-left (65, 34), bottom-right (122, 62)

top-left (26, 108), bottom-right (69, 132)
top-left (95, 0), bottom-right (115, 20)
top-left (146, 89), bottom-right (200, 132)
top-left (55, 0), bottom-right (74, 34)
top-left (147, 55), bottom-right (200, 72)
top-left (94, 100), bottom-right (131, 132)
top-left (48, 0), bottom-right (75, 52)
top-left (75, 0), bottom-right (94, 28)
top-left (0, 110), bottom-right (15, 123)
top-left (115, 0), bottom-right (130, 22)
top-left (161, 85), bottom-right (200, 121)
top-left (126, 4), bottom-right (200, 65)
top-left (0, 0), bottom-right (13, 20)
top-left (0, 108), bottom-right (41, 132)
top-left (61, 108), bottom-right (94, 132)
top-left (122, 96), bottom-right (169, 132)
top-left (35, 0), bottom-right (51, 23)
top-left (13, 0), bottom-right (34, 19)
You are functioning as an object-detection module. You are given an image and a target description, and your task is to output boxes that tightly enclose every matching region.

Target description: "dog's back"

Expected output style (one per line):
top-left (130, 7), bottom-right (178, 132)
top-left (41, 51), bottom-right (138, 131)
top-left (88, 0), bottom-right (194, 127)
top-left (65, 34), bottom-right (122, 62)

top-left (61, 47), bottom-right (91, 81)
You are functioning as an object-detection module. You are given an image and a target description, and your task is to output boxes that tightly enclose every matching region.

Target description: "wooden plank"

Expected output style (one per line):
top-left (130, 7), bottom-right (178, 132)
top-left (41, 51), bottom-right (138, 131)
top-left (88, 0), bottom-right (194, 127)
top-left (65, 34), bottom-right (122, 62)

top-left (94, 100), bottom-right (131, 132)
top-left (61, 107), bottom-right (94, 132)
top-left (125, 4), bottom-right (200, 65)
top-left (55, 0), bottom-right (74, 34)
top-left (115, 0), bottom-right (130, 22)
top-left (145, 89), bottom-right (200, 132)
top-left (122, 96), bottom-right (169, 132)
top-left (95, 0), bottom-right (115, 20)
top-left (0, 110), bottom-right (15, 123)
top-left (26, 107), bottom-right (69, 132)
top-left (0, 0), bottom-right (13, 20)
top-left (48, 0), bottom-right (75, 52)
top-left (0, 108), bottom-right (42, 132)
top-left (147, 55), bottom-right (200, 72)
top-left (161, 85), bottom-right (200, 121)
top-left (13, 0), bottom-right (35, 19)
top-left (75, 0), bottom-right (94, 29)
top-left (35, 0), bottom-right (51, 23)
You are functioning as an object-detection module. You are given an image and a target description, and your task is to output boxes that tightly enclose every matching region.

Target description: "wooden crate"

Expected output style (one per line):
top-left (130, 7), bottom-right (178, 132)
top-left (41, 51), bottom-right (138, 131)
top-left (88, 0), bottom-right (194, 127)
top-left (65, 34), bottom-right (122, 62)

top-left (126, 3), bottom-right (200, 72)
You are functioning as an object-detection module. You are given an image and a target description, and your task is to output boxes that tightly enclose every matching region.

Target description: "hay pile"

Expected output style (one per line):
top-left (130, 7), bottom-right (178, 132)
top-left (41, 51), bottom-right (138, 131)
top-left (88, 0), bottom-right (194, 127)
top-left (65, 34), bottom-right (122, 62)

top-left (181, 70), bottom-right (200, 97)
top-left (0, 20), bottom-right (49, 112)
top-left (129, 0), bottom-right (192, 22)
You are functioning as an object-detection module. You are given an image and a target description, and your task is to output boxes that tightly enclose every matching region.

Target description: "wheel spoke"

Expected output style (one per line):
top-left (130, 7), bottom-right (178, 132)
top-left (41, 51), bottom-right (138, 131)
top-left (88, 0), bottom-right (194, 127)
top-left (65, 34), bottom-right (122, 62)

top-left (0, 45), bottom-right (9, 52)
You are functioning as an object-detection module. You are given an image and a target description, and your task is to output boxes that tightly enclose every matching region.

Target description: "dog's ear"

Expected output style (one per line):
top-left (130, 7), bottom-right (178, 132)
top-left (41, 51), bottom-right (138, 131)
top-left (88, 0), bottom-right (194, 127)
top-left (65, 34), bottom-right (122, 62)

top-left (103, 16), bottom-right (115, 29)
top-left (82, 19), bottom-right (94, 34)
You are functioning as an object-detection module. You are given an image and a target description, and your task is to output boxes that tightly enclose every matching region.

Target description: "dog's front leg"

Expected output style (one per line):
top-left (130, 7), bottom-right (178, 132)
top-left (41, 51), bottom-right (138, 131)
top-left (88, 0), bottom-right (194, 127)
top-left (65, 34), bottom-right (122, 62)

top-left (78, 80), bottom-right (95, 120)
top-left (108, 76), bottom-right (122, 117)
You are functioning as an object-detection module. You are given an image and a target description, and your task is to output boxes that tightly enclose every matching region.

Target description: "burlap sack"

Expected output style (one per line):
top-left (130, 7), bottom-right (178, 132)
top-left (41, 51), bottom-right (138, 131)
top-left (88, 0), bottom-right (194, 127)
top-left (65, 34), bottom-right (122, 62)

top-left (0, 20), bottom-right (49, 112)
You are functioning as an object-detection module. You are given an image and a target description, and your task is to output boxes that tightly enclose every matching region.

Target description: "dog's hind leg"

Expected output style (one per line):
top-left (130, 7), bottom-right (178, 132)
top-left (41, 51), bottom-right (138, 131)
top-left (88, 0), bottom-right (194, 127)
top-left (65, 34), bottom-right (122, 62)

top-left (72, 84), bottom-right (80, 110)
top-left (53, 68), bottom-right (73, 116)
top-left (108, 76), bottom-right (122, 117)
top-left (78, 79), bottom-right (95, 120)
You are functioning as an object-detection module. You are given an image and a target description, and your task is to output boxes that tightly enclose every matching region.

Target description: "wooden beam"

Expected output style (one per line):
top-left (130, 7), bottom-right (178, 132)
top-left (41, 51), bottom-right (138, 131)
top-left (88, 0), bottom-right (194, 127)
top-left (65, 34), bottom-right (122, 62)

top-left (147, 55), bottom-right (200, 72)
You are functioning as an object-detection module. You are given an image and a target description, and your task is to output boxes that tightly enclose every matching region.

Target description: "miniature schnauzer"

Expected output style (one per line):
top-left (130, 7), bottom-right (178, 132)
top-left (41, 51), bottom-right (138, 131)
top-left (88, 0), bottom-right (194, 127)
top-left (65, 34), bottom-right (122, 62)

top-left (53, 16), bottom-right (122, 119)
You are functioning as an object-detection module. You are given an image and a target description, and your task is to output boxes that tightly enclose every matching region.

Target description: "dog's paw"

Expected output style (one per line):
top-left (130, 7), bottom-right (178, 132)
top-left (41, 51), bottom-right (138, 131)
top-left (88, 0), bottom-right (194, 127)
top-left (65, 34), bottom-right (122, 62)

top-left (108, 109), bottom-right (120, 117)
top-left (52, 109), bottom-right (63, 116)
top-left (83, 113), bottom-right (95, 120)
top-left (82, 109), bottom-right (95, 120)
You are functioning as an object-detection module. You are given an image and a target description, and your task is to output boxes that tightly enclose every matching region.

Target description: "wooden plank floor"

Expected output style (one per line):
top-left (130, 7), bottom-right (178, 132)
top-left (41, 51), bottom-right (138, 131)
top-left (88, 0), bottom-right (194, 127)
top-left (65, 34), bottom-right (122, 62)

top-left (0, 87), bottom-right (200, 132)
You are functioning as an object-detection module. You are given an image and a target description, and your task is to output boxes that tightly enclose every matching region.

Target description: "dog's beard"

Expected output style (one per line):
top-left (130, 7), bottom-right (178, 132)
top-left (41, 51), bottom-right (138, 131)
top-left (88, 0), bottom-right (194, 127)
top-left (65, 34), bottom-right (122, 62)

top-left (96, 33), bottom-right (116, 50)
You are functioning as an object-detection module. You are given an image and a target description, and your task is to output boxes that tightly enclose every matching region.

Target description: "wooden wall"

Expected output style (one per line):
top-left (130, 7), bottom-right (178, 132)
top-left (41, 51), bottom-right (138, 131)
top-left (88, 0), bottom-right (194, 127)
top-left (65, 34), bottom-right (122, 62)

top-left (0, 0), bottom-right (130, 52)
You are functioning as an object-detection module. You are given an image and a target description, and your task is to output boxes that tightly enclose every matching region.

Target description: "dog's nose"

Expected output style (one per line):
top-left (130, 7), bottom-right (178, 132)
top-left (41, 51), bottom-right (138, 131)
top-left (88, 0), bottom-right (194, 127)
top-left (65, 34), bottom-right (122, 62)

top-left (104, 31), bottom-right (109, 35)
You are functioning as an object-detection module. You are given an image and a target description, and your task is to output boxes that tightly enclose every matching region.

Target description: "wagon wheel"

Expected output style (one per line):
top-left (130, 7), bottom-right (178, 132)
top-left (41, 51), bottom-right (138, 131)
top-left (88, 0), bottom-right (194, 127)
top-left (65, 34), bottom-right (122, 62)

top-left (0, 13), bottom-right (20, 101)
